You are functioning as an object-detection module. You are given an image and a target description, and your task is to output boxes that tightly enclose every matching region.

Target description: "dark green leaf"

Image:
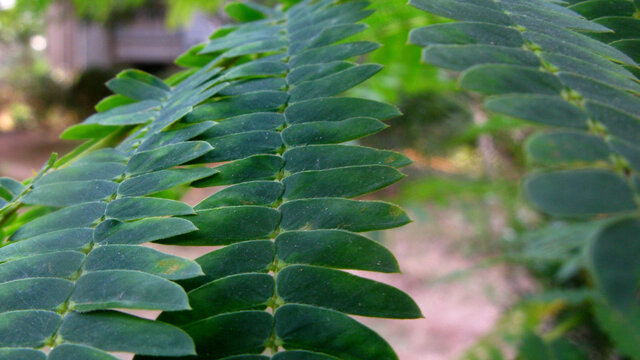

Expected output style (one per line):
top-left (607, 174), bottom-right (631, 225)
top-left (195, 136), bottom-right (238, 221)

top-left (59, 311), bottom-right (195, 356)
top-left (106, 197), bottom-right (194, 221)
top-left (0, 278), bottom-right (73, 311)
top-left (275, 304), bottom-right (397, 360)
top-left (410, 22), bottom-right (523, 47)
top-left (159, 273), bottom-right (274, 326)
top-left (37, 163), bottom-right (125, 185)
top-left (282, 165), bottom-right (404, 200)
top-left (423, 44), bottom-right (540, 71)
top-left (161, 206), bottom-right (280, 245)
top-left (284, 145), bottom-right (411, 173)
top-left (196, 131), bottom-right (283, 162)
top-left (276, 229), bottom-right (399, 272)
top-left (524, 169), bottom-right (637, 217)
top-left (118, 167), bottom-right (217, 197)
top-left (0, 310), bottom-right (60, 348)
top-left (525, 131), bottom-right (610, 166)
top-left (290, 42), bottom-right (380, 68)
top-left (282, 117), bottom-right (387, 146)
top-left (0, 251), bottom-right (84, 283)
top-left (273, 351), bottom-right (340, 360)
top-left (95, 218), bottom-right (197, 245)
top-left (460, 64), bottom-right (563, 95)
top-left (195, 181), bottom-right (283, 210)
top-left (0, 228), bottom-right (92, 262)
top-left (279, 199), bottom-right (410, 232)
top-left (22, 180), bottom-right (117, 207)
top-left (278, 265), bottom-right (421, 318)
top-left (186, 91), bottom-right (288, 121)
top-left (71, 270), bottom-right (190, 311)
top-left (48, 344), bottom-right (120, 360)
top-left (289, 64), bottom-right (382, 102)
top-left (287, 61), bottom-right (355, 85)
top-left (590, 218), bottom-right (640, 311)
top-left (138, 121), bottom-right (215, 151)
top-left (126, 141), bottom-right (213, 175)
top-left (180, 240), bottom-right (274, 291)
top-left (10, 202), bottom-right (106, 241)
top-left (285, 98), bottom-right (400, 124)
top-left (182, 311), bottom-right (272, 357)
top-left (194, 155), bottom-right (284, 187)
top-left (585, 101), bottom-right (640, 145)
top-left (200, 112), bottom-right (284, 139)
top-left (0, 348), bottom-right (46, 360)
top-left (84, 245), bottom-right (202, 280)
top-left (485, 95), bottom-right (588, 128)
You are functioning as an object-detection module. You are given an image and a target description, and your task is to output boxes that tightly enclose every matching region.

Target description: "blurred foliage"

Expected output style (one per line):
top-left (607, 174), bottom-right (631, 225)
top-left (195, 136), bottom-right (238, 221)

top-left (350, 0), bottom-right (457, 103)
top-left (362, 91), bottom-right (471, 155)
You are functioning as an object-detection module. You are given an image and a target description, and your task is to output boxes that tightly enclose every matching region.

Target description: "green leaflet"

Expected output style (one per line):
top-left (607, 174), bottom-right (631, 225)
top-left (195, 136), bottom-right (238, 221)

top-left (0, 251), bottom-right (84, 283)
top-left (84, 245), bottom-right (202, 280)
top-left (275, 230), bottom-right (399, 273)
top-left (285, 97), bottom-right (401, 124)
top-left (484, 95), bottom-right (589, 129)
top-left (273, 351), bottom-right (340, 360)
top-left (161, 206), bottom-right (280, 246)
top-left (193, 155), bottom-right (284, 187)
top-left (118, 167), bottom-right (217, 196)
top-left (37, 163), bottom-right (126, 185)
top-left (409, 22), bottom-right (524, 47)
top-left (59, 312), bottom-right (195, 356)
top-left (159, 273), bottom-right (274, 326)
top-left (424, 44), bottom-right (541, 71)
top-left (277, 265), bottom-right (421, 318)
top-left (0, 278), bottom-right (74, 312)
top-left (283, 145), bottom-right (411, 173)
top-left (182, 311), bottom-right (273, 358)
top-left (279, 199), bottom-right (410, 232)
top-left (524, 170), bottom-right (637, 217)
top-left (0, 228), bottom-right (93, 261)
top-left (0, 310), bottom-right (61, 348)
top-left (10, 202), bottom-right (106, 241)
top-left (281, 117), bottom-right (387, 146)
top-left (95, 218), bottom-right (197, 245)
top-left (106, 197), bottom-right (195, 220)
top-left (590, 218), bottom-right (640, 311)
top-left (180, 240), bottom-right (275, 291)
top-left (70, 270), bottom-right (190, 311)
top-left (460, 64), bottom-right (563, 95)
top-left (282, 166), bottom-right (404, 200)
top-left (200, 112), bottom-right (284, 138)
top-left (275, 304), bottom-right (397, 360)
top-left (525, 131), bottom-right (610, 166)
top-left (48, 344), bottom-right (120, 360)
top-left (0, 348), bottom-right (47, 360)
top-left (195, 181), bottom-right (284, 209)
top-left (22, 180), bottom-right (118, 207)
top-left (289, 64), bottom-right (382, 102)
top-left (126, 141), bottom-right (213, 175)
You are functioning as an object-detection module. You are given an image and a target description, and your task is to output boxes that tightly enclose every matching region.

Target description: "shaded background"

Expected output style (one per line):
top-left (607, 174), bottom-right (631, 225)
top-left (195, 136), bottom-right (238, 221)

top-left (0, 1), bottom-right (558, 359)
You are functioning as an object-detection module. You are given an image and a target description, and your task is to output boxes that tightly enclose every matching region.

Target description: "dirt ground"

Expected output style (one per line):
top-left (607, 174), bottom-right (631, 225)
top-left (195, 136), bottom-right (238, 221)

top-left (1, 130), bottom-right (533, 360)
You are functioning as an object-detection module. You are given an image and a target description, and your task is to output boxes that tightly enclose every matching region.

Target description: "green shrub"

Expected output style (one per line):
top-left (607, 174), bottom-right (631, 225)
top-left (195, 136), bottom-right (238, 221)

top-left (410, 0), bottom-right (640, 357)
top-left (0, 1), bottom-right (421, 359)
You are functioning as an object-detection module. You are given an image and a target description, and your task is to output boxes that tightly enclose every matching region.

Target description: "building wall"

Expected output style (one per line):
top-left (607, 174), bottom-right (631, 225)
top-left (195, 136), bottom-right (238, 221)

top-left (46, 2), bottom-right (219, 72)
